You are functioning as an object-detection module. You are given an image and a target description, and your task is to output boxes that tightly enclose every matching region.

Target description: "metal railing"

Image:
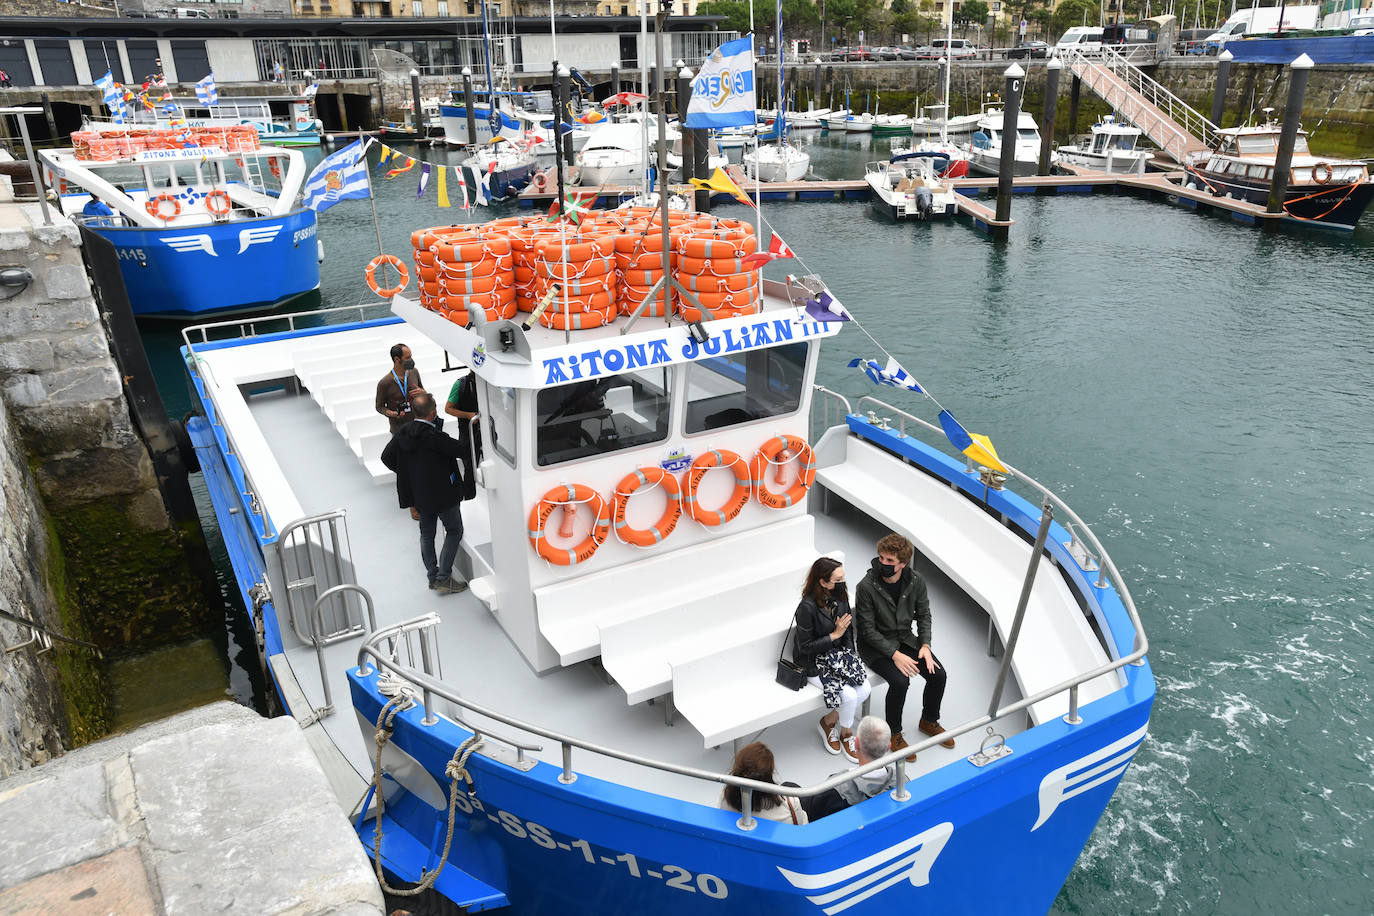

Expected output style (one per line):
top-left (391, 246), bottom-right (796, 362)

top-left (275, 509), bottom-right (367, 647)
top-left (351, 392), bottom-right (1148, 830)
top-left (1061, 45), bottom-right (1218, 164)
top-left (309, 583), bottom-right (377, 718)
top-left (809, 385), bottom-right (851, 444)
top-left (0, 604), bottom-right (102, 657)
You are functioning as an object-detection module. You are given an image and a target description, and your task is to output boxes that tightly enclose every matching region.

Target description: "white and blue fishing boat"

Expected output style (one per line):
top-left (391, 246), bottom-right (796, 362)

top-left (86, 93), bottom-right (324, 148)
top-left (179, 201), bottom-right (1154, 912)
top-left (39, 128), bottom-right (320, 318)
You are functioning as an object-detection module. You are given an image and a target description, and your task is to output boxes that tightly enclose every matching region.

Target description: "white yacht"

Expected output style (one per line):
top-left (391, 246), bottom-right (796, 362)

top-left (1056, 116), bottom-right (1154, 175)
top-left (964, 108), bottom-right (1056, 178)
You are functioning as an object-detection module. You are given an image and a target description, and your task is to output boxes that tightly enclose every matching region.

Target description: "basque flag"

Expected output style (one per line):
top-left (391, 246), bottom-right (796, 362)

top-left (849, 357), bottom-right (924, 393)
top-left (195, 72), bottom-right (219, 105)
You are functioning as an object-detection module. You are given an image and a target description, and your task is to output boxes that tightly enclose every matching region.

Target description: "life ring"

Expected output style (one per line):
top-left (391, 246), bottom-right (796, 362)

top-left (365, 254), bottom-right (409, 298)
top-left (611, 467), bottom-right (682, 546)
top-left (145, 193), bottom-right (181, 221)
top-left (268, 158), bottom-right (282, 180)
top-left (528, 484), bottom-right (610, 565)
top-left (204, 189), bottom-right (232, 217)
top-left (750, 435), bottom-right (816, 509)
top-left (533, 170), bottom-right (548, 191)
top-left (1312, 161), bottom-right (1333, 185)
top-left (681, 450), bottom-right (751, 527)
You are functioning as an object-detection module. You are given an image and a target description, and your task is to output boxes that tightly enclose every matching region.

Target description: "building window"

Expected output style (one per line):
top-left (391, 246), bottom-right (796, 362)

top-left (412, 0), bottom-right (423, 13)
top-left (438, 0), bottom-right (448, 12)
top-left (621, 4), bottom-right (628, 13)
top-left (466, 0), bottom-right (475, 10)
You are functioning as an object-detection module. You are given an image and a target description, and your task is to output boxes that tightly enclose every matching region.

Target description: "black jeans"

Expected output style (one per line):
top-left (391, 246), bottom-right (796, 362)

top-left (868, 642), bottom-right (947, 735)
top-left (418, 502), bottom-right (464, 583)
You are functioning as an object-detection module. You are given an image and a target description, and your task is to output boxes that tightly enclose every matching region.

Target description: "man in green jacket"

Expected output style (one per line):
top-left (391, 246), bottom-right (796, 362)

top-left (854, 532), bottom-right (954, 761)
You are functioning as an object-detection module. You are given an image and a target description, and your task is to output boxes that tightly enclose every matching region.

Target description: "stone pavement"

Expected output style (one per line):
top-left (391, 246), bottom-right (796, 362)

top-left (0, 702), bottom-right (384, 915)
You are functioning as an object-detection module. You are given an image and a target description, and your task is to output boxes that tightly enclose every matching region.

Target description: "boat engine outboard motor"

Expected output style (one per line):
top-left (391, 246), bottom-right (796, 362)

top-left (914, 185), bottom-right (934, 220)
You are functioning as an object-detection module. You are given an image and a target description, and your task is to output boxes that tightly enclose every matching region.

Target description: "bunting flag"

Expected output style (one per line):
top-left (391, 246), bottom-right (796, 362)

top-left (301, 138), bottom-right (371, 213)
top-left (690, 167), bottom-right (754, 206)
top-left (437, 165), bottom-right (450, 208)
top-left (804, 289), bottom-right (852, 323)
top-left (417, 162), bottom-right (432, 199)
top-left (195, 73), bottom-right (218, 105)
top-left (461, 166), bottom-right (488, 206)
top-left (937, 409), bottom-right (1007, 472)
top-left (385, 155), bottom-right (415, 180)
top-left (741, 232), bottom-right (796, 269)
top-left (453, 166), bottom-right (470, 209)
top-left (849, 357), bottom-right (924, 393)
top-left (376, 145), bottom-right (394, 175)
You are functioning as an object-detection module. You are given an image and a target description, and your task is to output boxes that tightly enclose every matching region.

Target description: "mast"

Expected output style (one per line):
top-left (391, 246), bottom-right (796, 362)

top-left (941, 13), bottom-right (953, 143)
top-left (640, 0), bottom-right (650, 197)
top-left (775, 0), bottom-right (785, 154)
top-left (480, 0), bottom-right (497, 135)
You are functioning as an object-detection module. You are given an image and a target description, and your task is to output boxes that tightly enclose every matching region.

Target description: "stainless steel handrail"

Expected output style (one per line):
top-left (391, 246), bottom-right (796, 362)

top-left (309, 583), bottom-right (377, 717)
top-left (852, 393), bottom-right (1146, 656)
top-left (810, 386), bottom-right (852, 444)
top-left (357, 610), bottom-right (1148, 830)
top-left (180, 301), bottom-right (394, 349)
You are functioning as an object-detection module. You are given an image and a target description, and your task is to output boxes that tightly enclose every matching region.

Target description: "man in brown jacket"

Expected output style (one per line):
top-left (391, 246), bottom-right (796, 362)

top-left (376, 342), bottom-right (423, 436)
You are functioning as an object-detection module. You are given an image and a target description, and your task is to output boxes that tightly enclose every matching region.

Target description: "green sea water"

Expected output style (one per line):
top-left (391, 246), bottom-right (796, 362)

top-left (140, 130), bottom-right (1374, 913)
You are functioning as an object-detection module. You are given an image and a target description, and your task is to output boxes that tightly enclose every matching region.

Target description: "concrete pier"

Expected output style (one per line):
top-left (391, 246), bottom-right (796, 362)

top-left (0, 702), bottom-right (383, 915)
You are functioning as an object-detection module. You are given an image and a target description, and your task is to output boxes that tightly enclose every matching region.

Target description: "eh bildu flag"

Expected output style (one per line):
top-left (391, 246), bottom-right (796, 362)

top-left (685, 36), bottom-right (756, 129)
top-left (301, 138), bottom-right (370, 213)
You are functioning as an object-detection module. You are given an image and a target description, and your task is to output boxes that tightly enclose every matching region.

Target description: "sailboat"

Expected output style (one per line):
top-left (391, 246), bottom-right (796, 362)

top-left (906, 17), bottom-right (972, 174)
top-left (742, 3), bottom-right (810, 183)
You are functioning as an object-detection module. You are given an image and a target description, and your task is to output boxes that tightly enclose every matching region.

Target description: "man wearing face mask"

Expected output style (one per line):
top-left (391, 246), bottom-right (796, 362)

top-left (377, 343), bottom-right (424, 436)
top-left (854, 532), bottom-right (954, 762)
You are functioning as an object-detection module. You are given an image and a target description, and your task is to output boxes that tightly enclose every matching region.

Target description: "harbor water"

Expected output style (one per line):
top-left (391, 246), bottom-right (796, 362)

top-left (138, 132), bottom-right (1374, 913)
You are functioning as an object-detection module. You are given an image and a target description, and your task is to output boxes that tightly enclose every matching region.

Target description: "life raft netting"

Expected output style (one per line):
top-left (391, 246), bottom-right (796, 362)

top-left (409, 209), bottom-right (763, 332)
top-left (71, 126), bottom-right (261, 161)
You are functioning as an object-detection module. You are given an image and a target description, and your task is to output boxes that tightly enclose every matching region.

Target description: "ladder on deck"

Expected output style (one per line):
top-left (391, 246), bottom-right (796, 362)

top-left (1060, 47), bottom-right (1219, 165)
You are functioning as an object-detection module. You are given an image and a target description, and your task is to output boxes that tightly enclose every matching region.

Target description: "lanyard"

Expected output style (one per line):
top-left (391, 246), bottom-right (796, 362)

top-left (391, 369), bottom-right (409, 401)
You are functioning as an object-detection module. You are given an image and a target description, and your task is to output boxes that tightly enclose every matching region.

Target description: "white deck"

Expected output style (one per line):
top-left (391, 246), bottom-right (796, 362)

top-left (192, 323), bottom-right (1122, 810)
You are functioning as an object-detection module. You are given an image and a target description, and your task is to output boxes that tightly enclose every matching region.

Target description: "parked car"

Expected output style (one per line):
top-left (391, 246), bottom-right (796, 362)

top-left (876, 46), bottom-right (901, 60)
top-left (897, 45), bottom-right (918, 60)
top-left (844, 46), bottom-right (874, 61)
top-left (930, 38), bottom-right (979, 59)
top-left (1006, 40), bottom-right (1049, 59)
top-left (1173, 27), bottom-right (1213, 54)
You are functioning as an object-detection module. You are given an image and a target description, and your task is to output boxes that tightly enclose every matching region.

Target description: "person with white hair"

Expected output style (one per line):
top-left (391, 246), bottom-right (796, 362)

top-left (801, 716), bottom-right (900, 821)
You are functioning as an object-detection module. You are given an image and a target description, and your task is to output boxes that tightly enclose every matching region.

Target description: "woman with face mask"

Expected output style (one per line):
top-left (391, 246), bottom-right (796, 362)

top-left (794, 556), bottom-right (872, 762)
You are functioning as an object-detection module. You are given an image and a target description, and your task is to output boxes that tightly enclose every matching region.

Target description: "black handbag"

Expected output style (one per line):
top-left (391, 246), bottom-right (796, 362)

top-left (775, 619), bottom-right (807, 691)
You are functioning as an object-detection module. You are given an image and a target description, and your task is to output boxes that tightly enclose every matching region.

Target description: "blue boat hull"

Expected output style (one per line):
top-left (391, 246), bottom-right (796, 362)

top-left (184, 319), bottom-right (1155, 915)
top-left (95, 209), bottom-right (320, 317)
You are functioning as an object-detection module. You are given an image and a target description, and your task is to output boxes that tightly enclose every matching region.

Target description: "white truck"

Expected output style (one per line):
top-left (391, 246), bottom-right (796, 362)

top-left (1204, 4), bottom-right (1321, 51)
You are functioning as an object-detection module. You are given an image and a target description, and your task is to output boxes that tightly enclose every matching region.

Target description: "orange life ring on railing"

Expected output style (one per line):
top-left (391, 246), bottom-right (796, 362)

top-left (204, 189), bottom-right (232, 217)
top-left (365, 254), bottom-right (410, 298)
top-left (750, 435), bottom-right (816, 510)
top-left (528, 484), bottom-right (610, 565)
top-left (681, 449), bottom-right (751, 527)
top-left (1312, 161), bottom-right (1333, 185)
top-left (533, 170), bottom-right (548, 191)
top-left (146, 193), bottom-right (181, 221)
top-left (611, 467), bottom-right (682, 546)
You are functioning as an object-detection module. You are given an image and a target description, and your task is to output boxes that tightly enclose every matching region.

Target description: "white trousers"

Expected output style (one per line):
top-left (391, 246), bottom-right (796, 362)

top-left (808, 676), bottom-right (872, 730)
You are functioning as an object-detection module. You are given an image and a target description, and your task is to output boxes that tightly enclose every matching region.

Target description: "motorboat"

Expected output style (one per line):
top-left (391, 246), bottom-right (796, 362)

top-left (1184, 117), bottom-right (1374, 230)
top-left (741, 142), bottom-right (811, 182)
top-left (871, 113), bottom-right (914, 135)
top-left (576, 120), bottom-right (677, 186)
top-left (786, 108), bottom-right (830, 129)
top-left (439, 88), bottom-right (529, 146)
top-left (179, 205), bottom-right (1154, 913)
top-left (963, 108), bottom-right (1055, 177)
top-left (844, 112), bottom-right (876, 134)
top-left (1056, 115), bottom-right (1154, 175)
top-left (85, 92), bottom-right (323, 148)
top-left (38, 126), bottom-right (320, 318)
top-left (911, 108), bottom-right (983, 142)
top-left (380, 97), bottom-right (445, 143)
top-left (462, 141), bottom-right (538, 199)
top-left (823, 109), bottom-right (851, 132)
top-left (664, 135), bottom-right (729, 174)
top-left (866, 152), bottom-right (961, 220)
top-left (891, 138), bottom-right (970, 178)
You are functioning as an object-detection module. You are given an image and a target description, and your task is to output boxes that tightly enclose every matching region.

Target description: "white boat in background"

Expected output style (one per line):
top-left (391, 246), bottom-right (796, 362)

top-left (664, 135), bottom-right (728, 174)
top-left (866, 151), bottom-right (961, 220)
top-left (713, 125), bottom-right (757, 150)
top-left (576, 118), bottom-right (678, 186)
top-left (85, 92), bottom-right (323, 148)
top-left (1057, 115), bottom-right (1154, 175)
top-left (891, 137), bottom-right (971, 177)
top-left (872, 113), bottom-right (914, 135)
top-left (824, 109), bottom-right (851, 131)
top-left (845, 112), bottom-right (876, 134)
top-left (787, 108), bottom-right (830, 129)
top-left (964, 108), bottom-right (1055, 178)
top-left (741, 142), bottom-right (811, 182)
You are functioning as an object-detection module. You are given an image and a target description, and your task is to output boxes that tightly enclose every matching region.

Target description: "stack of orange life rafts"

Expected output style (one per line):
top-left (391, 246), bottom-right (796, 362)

top-left (408, 210), bottom-right (762, 330)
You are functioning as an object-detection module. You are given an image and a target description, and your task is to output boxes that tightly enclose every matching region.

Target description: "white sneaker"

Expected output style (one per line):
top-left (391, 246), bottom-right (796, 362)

top-left (841, 734), bottom-right (859, 764)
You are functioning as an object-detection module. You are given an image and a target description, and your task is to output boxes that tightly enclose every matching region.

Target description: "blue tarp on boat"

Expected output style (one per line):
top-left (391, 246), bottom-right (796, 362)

top-left (1224, 35), bottom-right (1374, 64)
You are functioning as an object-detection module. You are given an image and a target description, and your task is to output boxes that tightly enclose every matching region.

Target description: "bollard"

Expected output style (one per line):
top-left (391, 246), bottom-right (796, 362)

top-left (1211, 49), bottom-right (1233, 129)
top-left (1068, 73), bottom-right (1081, 137)
top-left (678, 68), bottom-right (696, 189)
top-left (994, 63), bottom-right (1025, 234)
top-left (408, 68), bottom-right (422, 135)
top-left (611, 65), bottom-right (620, 99)
top-left (1267, 53), bottom-right (1314, 215)
top-left (1039, 58), bottom-right (1061, 177)
top-left (813, 59), bottom-right (822, 111)
top-left (462, 67), bottom-right (477, 146)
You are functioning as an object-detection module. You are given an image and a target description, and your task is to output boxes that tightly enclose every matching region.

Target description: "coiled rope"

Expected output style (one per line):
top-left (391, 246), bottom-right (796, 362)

top-left (369, 694), bottom-right (486, 897)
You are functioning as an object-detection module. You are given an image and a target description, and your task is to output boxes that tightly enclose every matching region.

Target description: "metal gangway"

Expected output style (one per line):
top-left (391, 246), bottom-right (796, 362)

top-left (1059, 46), bottom-right (1219, 165)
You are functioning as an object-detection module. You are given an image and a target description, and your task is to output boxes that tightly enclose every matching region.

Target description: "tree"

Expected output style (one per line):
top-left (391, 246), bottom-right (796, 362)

top-left (698, 0), bottom-right (751, 34)
top-left (1051, 0), bottom-right (1096, 34)
top-left (959, 0), bottom-right (988, 27)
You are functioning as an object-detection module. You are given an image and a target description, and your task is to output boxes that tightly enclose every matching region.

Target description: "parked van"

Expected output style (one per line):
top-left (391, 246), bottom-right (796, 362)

top-left (175, 7), bottom-right (213, 18)
top-left (1204, 4), bottom-right (1320, 51)
top-left (1055, 26), bottom-right (1105, 55)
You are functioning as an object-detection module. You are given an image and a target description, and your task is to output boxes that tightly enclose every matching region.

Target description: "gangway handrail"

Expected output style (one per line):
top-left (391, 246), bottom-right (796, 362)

top-left (180, 301), bottom-right (395, 349)
top-left (853, 394), bottom-right (1146, 656)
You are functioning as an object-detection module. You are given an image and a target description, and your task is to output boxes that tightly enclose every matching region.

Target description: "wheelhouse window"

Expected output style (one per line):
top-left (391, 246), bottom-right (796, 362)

top-left (536, 368), bottom-right (671, 466)
top-left (685, 342), bottom-right (808, 434)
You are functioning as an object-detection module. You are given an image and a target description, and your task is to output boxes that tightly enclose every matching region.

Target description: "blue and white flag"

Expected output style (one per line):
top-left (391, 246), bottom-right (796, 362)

top-left (804, 289), bottom-right (852, 323)
top-left (303, 81), bottom-right (319, 101)
top-left (849, 357), bottom-right (924, 393)
top-left (301, 138), bottom-right (371, 213)
top-left (685, 35), bottom-right (756, 129)
top-left (94, 70), bottom-right (128, 124)
top-left (195, 73), bottom-right (218, 105)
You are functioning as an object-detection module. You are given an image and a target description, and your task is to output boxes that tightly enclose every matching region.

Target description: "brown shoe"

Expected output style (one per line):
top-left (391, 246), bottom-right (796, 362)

top-left (890, 733), bottom-right (917, 763)
top-left (919, 719), bottom-right (956, 749)
top-left (818, 718), bottom-right (842, 756)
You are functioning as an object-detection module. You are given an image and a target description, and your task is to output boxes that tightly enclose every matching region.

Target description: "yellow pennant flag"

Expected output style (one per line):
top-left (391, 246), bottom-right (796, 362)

top-left (385, 155), bottom-right (415, 180)
top-left (689, 166), bottom-right (755, 207)
top-left (437, 165), bottom-right (449, 208)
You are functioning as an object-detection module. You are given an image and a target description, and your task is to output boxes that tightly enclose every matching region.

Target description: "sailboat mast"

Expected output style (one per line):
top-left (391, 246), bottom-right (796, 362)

top-left (941, 13), bottom-right (953, 143)
top-left (640, 0), bottom-right (650, 196)
top-left (480, 0), bottom-right (496, 129)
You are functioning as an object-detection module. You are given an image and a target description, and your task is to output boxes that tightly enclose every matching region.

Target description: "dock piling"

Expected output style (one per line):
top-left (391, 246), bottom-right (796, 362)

top-left (995, 64), bottom-right (1026, 235)
top-left (1211, 50), bottom-right (1233, 129)
top-left (462, 67), bottom-right (477, 147)
top-left (612, 65), bottom-right (620, 99)
top-left (408, 69), bottom-right (422, 134)
top-left (1039, 58), bottom-right (1062, 177)
top-left (678, 68), bottom-right (696, 190)
top-left (1068, 74), bottom-right (1081, 138)
top-left (1267, 53), bottom-right (1313, 216)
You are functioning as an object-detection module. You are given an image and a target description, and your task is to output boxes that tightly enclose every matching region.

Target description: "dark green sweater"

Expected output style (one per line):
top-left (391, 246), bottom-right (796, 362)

top-left (854, 563), bottom-right (932, 666)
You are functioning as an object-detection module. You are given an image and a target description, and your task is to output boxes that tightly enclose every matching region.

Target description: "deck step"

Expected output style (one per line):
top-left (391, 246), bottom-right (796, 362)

top-left (357, 813), bottom-right (509, 911)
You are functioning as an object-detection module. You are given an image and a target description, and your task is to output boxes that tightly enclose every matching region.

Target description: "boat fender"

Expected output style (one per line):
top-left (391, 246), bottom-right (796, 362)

top-left (750, 435), bottom-right (816, 510)
top-left (528, 484), bottom-right (610, 566)
top-left (365, 254), bottom-right (409, 298)
top-left (1312, 161), bottom-right (1333, 185)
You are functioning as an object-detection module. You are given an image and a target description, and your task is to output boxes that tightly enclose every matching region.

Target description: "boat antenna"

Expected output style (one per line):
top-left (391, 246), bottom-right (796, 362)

top-left (549, 0), bottom-right (557, 60)
top-left (479, 0), bottom-right (497, 133)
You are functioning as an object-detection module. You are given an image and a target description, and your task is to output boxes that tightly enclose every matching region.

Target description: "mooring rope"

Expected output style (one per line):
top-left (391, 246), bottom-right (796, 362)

top-left (368, 694), bottom-right (486, 897)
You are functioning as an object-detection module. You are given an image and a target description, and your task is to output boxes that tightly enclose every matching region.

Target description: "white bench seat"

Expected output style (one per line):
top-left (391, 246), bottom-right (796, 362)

top-left (536, 515), bottom-right (816, 667)
top-left (815, 436), bottom-right (1116, 724)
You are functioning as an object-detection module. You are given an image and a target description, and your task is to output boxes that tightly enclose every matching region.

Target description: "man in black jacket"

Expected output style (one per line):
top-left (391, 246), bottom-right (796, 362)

top-left (854, 532), bottom-right (953, 762)
top-left (380, 391), bottom-right (468, 594)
